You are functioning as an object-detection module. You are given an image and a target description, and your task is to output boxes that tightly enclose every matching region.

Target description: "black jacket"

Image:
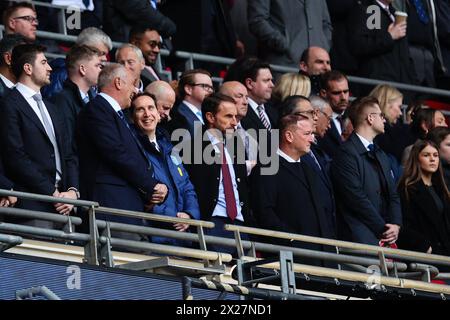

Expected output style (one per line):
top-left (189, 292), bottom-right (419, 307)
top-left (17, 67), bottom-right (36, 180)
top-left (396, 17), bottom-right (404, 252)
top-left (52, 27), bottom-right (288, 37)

top-left (399, 180), bottom-right (450, 256)
top-left (0, 88), bottom-right (79, 212)
top-left (103, 0), bottom-right (176, 42)
top-left (348, 0), bottom-right (417, 85)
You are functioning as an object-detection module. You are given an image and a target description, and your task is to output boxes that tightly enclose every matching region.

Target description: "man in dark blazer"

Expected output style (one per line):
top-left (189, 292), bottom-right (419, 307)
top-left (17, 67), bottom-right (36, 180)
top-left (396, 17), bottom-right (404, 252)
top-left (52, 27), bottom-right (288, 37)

top-left (251, 112), bottom-right (336, 266)
top-left (331, 96), bottom-right (402, 246)
top-left (77, 63), bottom-right (168, 228)
top-left (0, 34), bottom-right (26, 99)
top-left (318, 70), bottom-right (351, 159)
top-left (0, 44), bottom-right (79, 226)
top-left (51, 45), bottom-right (102, 152)
top-left (168, 69), bottom-right (214, 140)
top-left (0, 159), bottom-right (17, 207)
top-left (348, 0), bottom-right (417, 91)
top-left (183, 93), bottom-right (254, 255)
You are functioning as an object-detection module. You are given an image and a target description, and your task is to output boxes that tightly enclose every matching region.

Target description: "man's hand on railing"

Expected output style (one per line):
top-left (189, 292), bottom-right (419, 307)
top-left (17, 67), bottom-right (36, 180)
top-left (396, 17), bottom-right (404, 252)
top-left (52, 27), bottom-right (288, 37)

top-left (150, 183), bottom-right (168, 204)
top-left (53, 189), bottom-right (77, 215)
top-left (381, 224), bottom-right (401, 244)
top-left (174, 212), bottom-right (191, 232)
top-left (0, 196), bottom-right (17, 207)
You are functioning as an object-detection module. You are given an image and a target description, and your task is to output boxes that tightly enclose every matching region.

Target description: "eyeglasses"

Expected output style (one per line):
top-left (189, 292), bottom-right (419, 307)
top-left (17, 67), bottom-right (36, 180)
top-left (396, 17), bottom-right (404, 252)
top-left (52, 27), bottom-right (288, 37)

top-left (369, 112), bottom-right (385, 120)
top-left (292, 109), bottom-right (319, 118)
top-left (148, 40), bottom-right (163, 49)
top-left (13, 15), bottom-right (39, 24)
top-left (191, 83), bottom-right (214, 93)
top-left (319, 110), bottom-right (333, 122)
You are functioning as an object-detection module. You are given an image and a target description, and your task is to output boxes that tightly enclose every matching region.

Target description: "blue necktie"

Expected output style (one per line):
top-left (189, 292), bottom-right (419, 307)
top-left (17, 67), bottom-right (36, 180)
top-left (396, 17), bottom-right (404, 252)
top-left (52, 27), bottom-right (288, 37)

top-left (368, 143), bottom-right (375, 154)
top-left (412, 0), bottom-right (430, 24)
top-left (82, 0), bottom-right (90, 9)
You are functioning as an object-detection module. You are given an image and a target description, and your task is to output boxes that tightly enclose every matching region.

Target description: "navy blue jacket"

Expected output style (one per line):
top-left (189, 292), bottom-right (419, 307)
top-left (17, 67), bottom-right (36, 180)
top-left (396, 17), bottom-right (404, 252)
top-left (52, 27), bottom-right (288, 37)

top-left (331, 133), bottom-right (402, 245)
top-left (0, 88), bottom-right (78, 212)
top-left (77, 95), bottom-right (159, 225)
top-left (134, 127), bottom-right (200, 245)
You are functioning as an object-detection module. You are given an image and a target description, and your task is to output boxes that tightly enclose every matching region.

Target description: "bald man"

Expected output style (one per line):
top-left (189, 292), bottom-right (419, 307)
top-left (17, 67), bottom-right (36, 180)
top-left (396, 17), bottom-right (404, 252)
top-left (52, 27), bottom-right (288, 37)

top-left (299, 46), bottom-right (332, 95)
top-left (220, 81), bottom-right (257, 175)
top-left (145, 80), bottom-right (176, 124)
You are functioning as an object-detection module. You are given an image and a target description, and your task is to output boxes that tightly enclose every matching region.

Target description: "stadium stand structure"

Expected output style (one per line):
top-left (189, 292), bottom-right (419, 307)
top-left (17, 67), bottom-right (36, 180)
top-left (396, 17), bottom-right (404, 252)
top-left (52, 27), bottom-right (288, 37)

top-left (2, 1), bottom-right (450, 300)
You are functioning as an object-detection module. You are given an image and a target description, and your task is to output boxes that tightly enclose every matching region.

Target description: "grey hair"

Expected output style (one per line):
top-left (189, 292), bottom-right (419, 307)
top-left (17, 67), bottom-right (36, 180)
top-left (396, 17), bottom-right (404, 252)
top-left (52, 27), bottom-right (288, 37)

top-left (115, 43), bottom-right (145, 63)
top-left (97, 63), bottom-right (128, 90)
top-left (76, 27), bottom-right (113, 51)
top-left (309, 95), bottom-right (330, 112)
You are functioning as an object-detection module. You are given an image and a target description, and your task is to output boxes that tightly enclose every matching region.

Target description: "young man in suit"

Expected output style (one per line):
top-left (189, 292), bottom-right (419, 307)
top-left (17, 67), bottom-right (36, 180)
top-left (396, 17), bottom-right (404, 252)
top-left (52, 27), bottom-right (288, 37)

top-left (331, 96), bottom-right (402, 246)
top-left (183, 93), bottom-right (253, 255)
top-left (168, 69), bottom-right (214, 139)
top-left (0, 44), bottom-right (79, 227)
top-left (77, 63), bottom-right (168, 232)
top-left (51, 45), bottom-right (103, 152)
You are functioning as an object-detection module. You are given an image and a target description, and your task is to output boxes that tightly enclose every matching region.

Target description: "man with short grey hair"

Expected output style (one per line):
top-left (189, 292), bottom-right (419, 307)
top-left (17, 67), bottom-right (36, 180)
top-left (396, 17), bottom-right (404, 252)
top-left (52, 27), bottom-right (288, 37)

top-left (145, 80), bottom-right (176, 124)
top-left (77, 63), bottom-right (168, 233)
top-left (116, 44), bottom-right (146, 93)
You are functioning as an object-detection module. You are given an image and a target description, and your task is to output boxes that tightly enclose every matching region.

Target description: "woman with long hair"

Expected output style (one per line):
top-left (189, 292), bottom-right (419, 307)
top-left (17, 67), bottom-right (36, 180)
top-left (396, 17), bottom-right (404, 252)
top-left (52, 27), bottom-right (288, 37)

top-left (427, 127), bottom-right (450, 189)
top-left (398, 140), bottom-right (450, 256)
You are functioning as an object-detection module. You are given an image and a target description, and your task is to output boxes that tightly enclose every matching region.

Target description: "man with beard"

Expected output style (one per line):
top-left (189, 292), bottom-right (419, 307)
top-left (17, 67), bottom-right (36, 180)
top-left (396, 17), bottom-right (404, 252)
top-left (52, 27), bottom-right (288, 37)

top-left (183, 93), bottom-right (253, 255)
top-left (2, 2), bottom-right (38, 43)
top-left (318, 70), bottom-right (351, 159)
top-left (0, 44), bottom-right (79, 226)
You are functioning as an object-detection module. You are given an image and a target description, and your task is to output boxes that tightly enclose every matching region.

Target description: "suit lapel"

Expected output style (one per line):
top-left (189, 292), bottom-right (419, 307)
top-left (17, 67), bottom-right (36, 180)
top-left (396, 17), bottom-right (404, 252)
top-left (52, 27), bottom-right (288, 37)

top-left (12, 90), bottom-right (49, 139)
top-left (329, 121), bottom-right (342, 145)
top-left (243, 107), bottom-right (265, 130)
top-left (280, 157), bottom-right (309, 189)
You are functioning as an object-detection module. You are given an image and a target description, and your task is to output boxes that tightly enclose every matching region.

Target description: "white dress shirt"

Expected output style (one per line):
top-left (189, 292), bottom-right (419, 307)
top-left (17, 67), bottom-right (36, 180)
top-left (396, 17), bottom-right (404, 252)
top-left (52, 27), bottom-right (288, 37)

top-left (0, 74), bottom-right (14, 88)
top-left (248, 97), bottom-right (271, 127)
top-left (207, 131), bottom-right (244, 222)
top-left (355, 133), bottom-right (373, 152)
top-left (99, 92), bottom-right (122, 113)
top-left (16, 83), bottom-right (61, 183)
top-left (183, 100), bottom-right (204, 124)
top-left (277, 149), bottom-right (301, 163)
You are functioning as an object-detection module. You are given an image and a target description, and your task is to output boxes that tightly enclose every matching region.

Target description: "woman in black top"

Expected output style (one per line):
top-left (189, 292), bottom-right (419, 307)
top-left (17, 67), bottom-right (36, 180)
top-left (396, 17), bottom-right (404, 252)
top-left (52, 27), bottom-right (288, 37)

top-left (398, 140), bottom-right (450, 256)
top-left (427, 127), bottom-right (450, 190)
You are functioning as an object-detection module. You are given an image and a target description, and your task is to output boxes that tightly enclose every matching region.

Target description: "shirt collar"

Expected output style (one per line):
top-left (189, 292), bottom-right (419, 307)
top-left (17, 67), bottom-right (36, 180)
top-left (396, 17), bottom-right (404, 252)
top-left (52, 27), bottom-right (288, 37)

top-left (356, 133), bottom-right (373, 151)
top-left (0, 74), bottom-right (14, 88)
top-left (248, 97), bottom-right (262, 113)
top-left (99, 92), bottom-right (122, 113)
top-left (277, 148), bottom-right (301, 163)
top-left (183, 100), bottom-right (203, 120)
top-left (16, 82), bottom-right (39, 98)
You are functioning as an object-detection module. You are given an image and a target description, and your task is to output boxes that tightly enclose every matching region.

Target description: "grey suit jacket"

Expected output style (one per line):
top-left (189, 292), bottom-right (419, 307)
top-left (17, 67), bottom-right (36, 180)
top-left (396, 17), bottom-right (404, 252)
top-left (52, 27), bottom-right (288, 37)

top-left (248, 0), bottom-right (332, 67)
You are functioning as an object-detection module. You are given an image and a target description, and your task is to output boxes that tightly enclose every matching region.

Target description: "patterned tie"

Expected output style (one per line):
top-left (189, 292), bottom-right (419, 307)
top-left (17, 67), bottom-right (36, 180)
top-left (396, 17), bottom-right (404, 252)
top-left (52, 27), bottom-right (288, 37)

top-left (257, 105), bottom-right (271, 131)
top-left (82, 95), bottom-right (89, 105)
top-left (412, 0), bottom-right (430, 24)
top-left (32, 93), bottom-right (62, 179)
top-left (220, 142), bottom-right (238, 220)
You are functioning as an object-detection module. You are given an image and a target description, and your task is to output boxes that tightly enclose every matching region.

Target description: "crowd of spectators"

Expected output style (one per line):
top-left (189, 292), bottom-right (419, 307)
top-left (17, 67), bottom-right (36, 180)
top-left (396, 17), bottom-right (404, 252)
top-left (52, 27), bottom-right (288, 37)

top-left (1, 1), bottom-right (450, 261)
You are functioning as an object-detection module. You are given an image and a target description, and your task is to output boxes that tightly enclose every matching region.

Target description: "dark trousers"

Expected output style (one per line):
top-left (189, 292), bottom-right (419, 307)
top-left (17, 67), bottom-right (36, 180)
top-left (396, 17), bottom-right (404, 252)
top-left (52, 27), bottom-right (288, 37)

top-left (207, 216), bottom-right (249, 257)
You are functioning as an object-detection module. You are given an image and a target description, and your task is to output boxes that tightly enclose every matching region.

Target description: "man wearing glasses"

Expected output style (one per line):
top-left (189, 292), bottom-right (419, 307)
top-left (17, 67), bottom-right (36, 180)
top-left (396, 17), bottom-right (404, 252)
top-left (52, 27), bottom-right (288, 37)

top-left (130, 26), bottom-right (169, 86)
top-left (3, 2), bottom-right (38, 42)
top-left (331, 96), bottom-right (402, 246)
top-left (168, 69), bottom-right (214, 140)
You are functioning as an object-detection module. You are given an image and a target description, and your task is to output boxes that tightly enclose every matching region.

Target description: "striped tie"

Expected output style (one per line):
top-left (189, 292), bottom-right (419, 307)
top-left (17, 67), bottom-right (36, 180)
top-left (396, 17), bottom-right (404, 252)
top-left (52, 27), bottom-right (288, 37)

top-left (257, 105), bottom-right (271, 131)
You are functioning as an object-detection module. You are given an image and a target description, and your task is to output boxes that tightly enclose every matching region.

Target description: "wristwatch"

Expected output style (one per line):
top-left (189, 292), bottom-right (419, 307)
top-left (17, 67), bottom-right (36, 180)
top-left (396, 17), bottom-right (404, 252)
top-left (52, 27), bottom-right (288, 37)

top-left (67, 187), bottom-right (80, 199)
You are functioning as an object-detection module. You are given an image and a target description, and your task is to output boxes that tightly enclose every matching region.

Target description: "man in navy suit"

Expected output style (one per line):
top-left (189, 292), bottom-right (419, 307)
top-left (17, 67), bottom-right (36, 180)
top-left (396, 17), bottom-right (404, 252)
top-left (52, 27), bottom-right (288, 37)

top-left (318, 70), bottom-right (350, 159)
top-left (168, 69), bottom-right (213, 140)
top-left (77, 63), bottom-right (168, 229)
top-left (0, 44), bottom-right (79, 226)
top-left (331, 96), bottom-right (402, 245)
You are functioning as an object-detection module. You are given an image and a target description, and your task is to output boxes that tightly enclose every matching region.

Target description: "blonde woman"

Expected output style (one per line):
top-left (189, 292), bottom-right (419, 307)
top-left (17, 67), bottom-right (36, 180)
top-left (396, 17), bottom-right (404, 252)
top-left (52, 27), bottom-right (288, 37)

top-left (370, 84), bottom-right (413, 166)
top-left (271, 73), bottom-right (311, 107)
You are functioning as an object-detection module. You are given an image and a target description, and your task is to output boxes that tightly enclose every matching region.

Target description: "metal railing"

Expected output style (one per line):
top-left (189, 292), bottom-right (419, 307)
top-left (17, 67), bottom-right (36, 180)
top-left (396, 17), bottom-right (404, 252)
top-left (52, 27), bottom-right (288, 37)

top-left (1, 188), bottom-right (450, 298)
